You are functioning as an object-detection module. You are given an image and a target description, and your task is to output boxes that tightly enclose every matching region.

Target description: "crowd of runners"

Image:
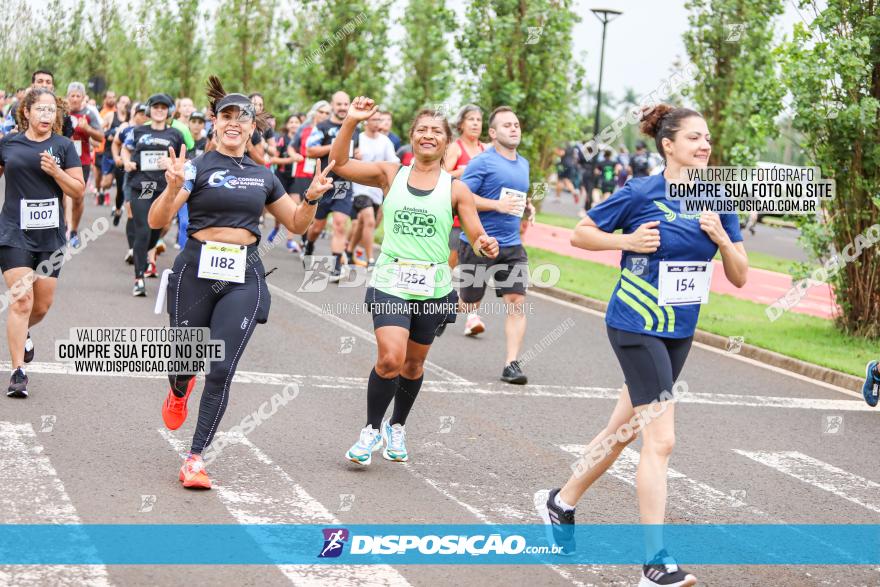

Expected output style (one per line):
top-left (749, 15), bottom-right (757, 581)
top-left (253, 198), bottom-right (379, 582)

top-left (2, 67), bottom-right (874, 587)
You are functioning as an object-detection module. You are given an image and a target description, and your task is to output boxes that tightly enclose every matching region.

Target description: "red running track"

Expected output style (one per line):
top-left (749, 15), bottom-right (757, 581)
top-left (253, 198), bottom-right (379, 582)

top-left (523, 222), bottom-right (837, 320)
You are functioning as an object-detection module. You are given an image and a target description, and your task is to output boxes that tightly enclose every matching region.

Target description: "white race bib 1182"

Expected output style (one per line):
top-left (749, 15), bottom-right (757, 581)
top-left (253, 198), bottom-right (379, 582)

top-left (303, 157), bottom-right (316, 174)
top-left (500, 187), bottom-right (527, 217)
top-left (20, 198), bottom-right (60, 230)
top-left (197, 241), bottom-right (247, 283)
top-left (657, 261), bottom-right (713, 306)
top-left (140, 150), bottom-right (165, 171)
top-left (393, 258), bottom-right (436, 296)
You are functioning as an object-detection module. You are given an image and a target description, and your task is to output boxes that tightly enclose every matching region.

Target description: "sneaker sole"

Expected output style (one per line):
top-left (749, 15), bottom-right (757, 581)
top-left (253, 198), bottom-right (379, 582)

top-left (346, 450), bottom-right (371, 466)
top-left (464, 324), bottom-right (484, 336)
top-left (6, 389), bottom-right (28, 398)
top-left (178, 469), bottom-right (212, 489)
top-left (501, 375), bottom-right (528, 385)
top-left (638, 574), bottom-right (697, 587)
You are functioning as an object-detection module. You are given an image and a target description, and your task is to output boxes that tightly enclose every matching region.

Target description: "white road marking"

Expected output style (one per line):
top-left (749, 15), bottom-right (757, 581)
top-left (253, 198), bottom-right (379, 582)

top-left (529, 290), bottom-right (860, 398)
top-left (159, 428), bottom-right (409, 586)
top-left (403, 441), bottom-right (596, 587)
top-left (0, 422), bottom-right (111, 586)
top-left (11, 362), bottom-right (870, 412)
top-left (734, 450), bottom-right (880, 515)
top-left (559, 444), bottom-right (770, 522)
top-left (268, 283), bottom-right (468, 383)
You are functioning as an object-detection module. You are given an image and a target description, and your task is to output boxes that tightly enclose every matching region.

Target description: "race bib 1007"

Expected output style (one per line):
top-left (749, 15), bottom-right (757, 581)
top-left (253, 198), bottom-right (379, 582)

top-left (20, 198), bottom-right (60, 230)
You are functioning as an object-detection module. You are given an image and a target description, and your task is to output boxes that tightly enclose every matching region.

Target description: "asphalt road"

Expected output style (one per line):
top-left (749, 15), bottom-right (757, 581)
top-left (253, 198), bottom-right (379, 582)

top-left (0, 191), bottom-right (875, 586)
top-left (542, 189), bottom-right (810, 264)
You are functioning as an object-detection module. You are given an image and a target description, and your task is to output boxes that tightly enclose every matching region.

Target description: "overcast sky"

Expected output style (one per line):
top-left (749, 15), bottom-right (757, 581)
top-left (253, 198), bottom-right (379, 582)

top-left (382, 0), bottom-right (814, 105)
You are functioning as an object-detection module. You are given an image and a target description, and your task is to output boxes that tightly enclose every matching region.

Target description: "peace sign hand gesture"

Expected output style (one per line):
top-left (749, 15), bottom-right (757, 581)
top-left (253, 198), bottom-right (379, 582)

top-left (347, 96), bottom-right (379, 123)
top-left (305, 159), bottom-right (337, 203)
top-left (163, 144), bottom-right (188, 187)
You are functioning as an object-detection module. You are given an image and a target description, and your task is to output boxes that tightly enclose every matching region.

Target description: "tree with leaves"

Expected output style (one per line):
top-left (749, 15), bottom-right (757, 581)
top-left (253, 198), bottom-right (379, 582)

top-left (456, 0), bottom-right (584, 187)
top-left (285, 0), bottom-right (391, 109)
top-left (147, 0), bottom-right (205, 98)
top-left (389, 0), bottom-right (454, 135)
top-left (781, 0), bottom-right (880, 336)
top-left (206, 0), bottom-right (288, 109)
top-left (683, 0), bottom-right (785, 166)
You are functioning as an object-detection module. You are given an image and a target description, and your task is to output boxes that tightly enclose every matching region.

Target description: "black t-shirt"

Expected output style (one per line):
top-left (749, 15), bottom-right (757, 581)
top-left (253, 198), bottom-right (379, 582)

top-left (307, 119), bottom-right (359, 182)
top-left (250, 127), bottom-right (275, 146)
top-left (125, 124), bottom-right (185, 197)
top-left (187, 137), bottom-right (208, 160)
top-left (598, 158), bottom-right (616, 188)
top-left (182, 150), bottom-right (286, 241)
top-left (630, 151), bottom-right (651, 177)
top-left (0, 132), bottom-right (79, 251)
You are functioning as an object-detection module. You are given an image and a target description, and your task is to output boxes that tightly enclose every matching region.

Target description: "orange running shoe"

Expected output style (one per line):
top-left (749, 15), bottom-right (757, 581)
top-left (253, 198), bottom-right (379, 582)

top-left (162, 377), bottom-right (197, 430)
top-left (179, 454), bottom-right (212, 489)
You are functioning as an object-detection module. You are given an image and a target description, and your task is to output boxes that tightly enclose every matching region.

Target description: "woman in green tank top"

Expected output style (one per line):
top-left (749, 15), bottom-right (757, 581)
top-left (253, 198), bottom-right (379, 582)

top-left (329, 96), bottom-right (499, 466)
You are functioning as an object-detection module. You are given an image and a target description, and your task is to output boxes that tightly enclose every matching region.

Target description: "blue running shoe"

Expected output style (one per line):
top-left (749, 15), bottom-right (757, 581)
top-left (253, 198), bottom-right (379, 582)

top-left (69, 232), bottom-right (80, 248)
top-left (346, 426), bottom-right (382, 466)
top-left (381, 419), bottom-right (408, 462)
top-left (267, 226), bottom-right (280, 243)
top-left (863, 361), bottom-right (879, 407)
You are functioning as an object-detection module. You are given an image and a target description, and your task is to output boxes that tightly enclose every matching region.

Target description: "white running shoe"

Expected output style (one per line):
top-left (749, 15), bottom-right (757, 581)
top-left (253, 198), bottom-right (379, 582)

top-left (346, 426), bottom-right (382, 466)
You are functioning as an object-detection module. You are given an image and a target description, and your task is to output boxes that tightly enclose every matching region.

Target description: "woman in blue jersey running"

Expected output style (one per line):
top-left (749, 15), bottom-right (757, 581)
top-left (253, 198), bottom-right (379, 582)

top-left (536, 104), bottom-right (748, 587)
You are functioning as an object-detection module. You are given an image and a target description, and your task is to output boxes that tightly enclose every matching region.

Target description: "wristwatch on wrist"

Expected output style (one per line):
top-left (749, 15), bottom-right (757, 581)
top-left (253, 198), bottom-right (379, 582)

top-left (305, 194), bottom-right (320, 206)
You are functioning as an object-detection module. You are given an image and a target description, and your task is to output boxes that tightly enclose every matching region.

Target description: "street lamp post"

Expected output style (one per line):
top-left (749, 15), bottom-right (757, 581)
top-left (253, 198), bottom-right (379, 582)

top-left (590, 8), bottom-right (622, 147)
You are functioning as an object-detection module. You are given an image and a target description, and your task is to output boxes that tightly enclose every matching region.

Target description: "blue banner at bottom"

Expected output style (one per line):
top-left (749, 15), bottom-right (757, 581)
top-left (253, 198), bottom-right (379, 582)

top-left (0, 524), bottom-right (877, 564)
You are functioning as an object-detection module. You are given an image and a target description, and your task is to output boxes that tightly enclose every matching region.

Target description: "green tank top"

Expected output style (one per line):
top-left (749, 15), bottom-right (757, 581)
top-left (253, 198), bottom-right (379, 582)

top-left (371, 165), bottom-right (454, 300)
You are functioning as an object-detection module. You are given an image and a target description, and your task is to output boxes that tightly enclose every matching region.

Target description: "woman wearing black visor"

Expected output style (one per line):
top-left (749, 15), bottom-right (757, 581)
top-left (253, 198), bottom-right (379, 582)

top-left (148, 77), bottom-right (335, 489)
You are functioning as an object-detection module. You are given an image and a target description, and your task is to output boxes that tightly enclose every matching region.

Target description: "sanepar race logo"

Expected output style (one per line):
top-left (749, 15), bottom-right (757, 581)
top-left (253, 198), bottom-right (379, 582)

top-left (317, 528), bottom-right (561, 558)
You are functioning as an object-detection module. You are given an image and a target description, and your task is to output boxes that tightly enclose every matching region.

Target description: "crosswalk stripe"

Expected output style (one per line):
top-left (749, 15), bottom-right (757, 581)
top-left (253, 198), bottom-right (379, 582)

top-left (5, 362), bottom-right (870, 412)
top-left (402, 441), bottom-right (592, 586)
top-left (734, 450), bottom-right (880, 515)
top-left (0, 422), bottom-right (112, 586)
top-left (159, 428), bottom-right (409, 586)
top-left (559, 444), bottom-right (770, 522)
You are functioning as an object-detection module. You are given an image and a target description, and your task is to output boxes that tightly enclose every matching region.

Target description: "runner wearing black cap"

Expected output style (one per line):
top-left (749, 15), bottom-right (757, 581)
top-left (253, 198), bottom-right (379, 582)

top-left (114, 103), bottom-right (148, 262)
top-left (148, 77), bottom-right (336, 488)
top-left (121, 93), bottom-right (184, 297)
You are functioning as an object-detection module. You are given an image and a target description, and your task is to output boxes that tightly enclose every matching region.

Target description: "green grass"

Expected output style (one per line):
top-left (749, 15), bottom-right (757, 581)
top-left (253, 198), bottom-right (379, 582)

top-left (527, 247), bottom-right (875, 377)
top-left (535, 213), bottom-right (797, 275)
top-left (535, 211), bottom-right (580, 230)
top-left (714, 249), bottom-right (796, 275)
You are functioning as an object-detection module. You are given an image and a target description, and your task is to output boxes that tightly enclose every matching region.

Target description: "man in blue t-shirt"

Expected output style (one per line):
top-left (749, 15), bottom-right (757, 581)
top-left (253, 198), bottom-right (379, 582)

top-left (457, 106), bottom-right (534, 385)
